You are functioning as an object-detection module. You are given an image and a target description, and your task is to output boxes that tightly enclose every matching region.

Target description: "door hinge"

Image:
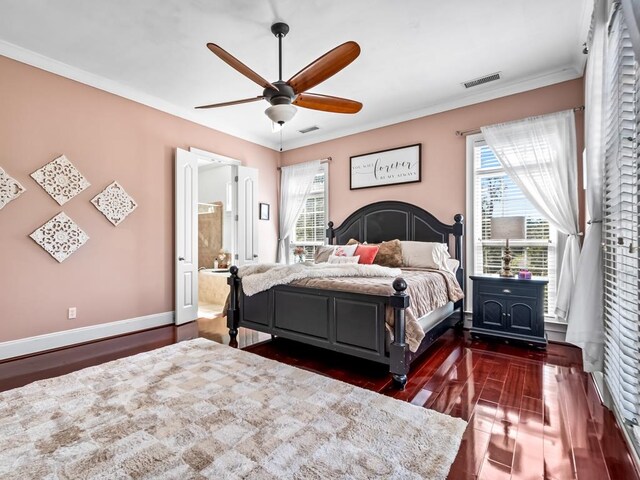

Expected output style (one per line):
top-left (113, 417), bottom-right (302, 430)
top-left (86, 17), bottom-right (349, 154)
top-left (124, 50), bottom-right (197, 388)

top-left (235, 214), bottom-right (239, 221)
top-left (234, 176), bottom-right (238, 182)
top-left (234, 253), bottom-right (239, 260)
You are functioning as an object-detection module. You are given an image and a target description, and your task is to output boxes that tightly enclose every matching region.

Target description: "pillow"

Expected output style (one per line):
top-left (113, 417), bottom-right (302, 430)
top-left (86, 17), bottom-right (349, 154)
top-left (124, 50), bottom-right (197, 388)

top-left (445, 258), bottom-right (460, 275)
top-left (314, 245), bottom-right (336, 263)
top-left (400, 241), bottom-right (450, 270)
top-left (328, 254), bottom-right (360, 264)
top-left (347, 238), bottom-right (403, 267)
top-left (373, 239), bottom-right (403, 267)
top-left (354, 244), bottom-right (380, 264)
top-left (333, 244), bottom-right (358, 257)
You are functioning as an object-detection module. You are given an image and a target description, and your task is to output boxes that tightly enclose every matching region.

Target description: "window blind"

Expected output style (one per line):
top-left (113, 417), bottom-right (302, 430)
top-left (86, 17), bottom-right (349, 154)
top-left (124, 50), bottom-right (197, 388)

top-left (603, 5), bottom-right (640, 425)
top-left (472, 141), bottom-right (557, 314)
top-left (292, 167), bottom-right (328, 259)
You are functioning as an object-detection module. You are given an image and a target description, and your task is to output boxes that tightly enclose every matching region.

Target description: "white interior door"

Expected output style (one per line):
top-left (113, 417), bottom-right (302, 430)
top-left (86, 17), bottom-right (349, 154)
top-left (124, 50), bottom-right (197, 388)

top-left (175, 148), bottom-right (198, 325)
top-left (237, 166), bottom-right (259, 265)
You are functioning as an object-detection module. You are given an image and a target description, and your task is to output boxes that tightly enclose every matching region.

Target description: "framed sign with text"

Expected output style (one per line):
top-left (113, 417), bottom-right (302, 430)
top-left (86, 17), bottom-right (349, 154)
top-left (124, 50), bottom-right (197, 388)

top-left (350, 143), bottom-right (421, 190)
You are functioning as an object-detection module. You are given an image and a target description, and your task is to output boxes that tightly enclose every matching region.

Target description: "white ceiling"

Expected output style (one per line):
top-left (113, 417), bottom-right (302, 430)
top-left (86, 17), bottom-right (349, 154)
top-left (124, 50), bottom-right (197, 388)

top-left (0, 0), bottom-right (592, 151)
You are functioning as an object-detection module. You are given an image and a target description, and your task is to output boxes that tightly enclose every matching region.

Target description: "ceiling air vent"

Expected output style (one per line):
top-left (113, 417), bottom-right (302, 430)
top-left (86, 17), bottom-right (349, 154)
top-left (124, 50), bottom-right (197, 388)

top-left (298, 125), bottom-right (320, 134)
top-left (463, 72), bottom-right (501, 89)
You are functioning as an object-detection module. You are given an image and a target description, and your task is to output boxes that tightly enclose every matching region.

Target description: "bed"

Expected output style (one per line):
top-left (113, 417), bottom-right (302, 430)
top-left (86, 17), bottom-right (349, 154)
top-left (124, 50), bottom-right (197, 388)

top-left (226, 201), bottom-right (464, 388)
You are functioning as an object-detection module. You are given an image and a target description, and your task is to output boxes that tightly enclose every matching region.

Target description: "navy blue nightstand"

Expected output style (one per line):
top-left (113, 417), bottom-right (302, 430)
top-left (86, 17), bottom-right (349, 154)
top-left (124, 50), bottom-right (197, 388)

top-left (470, 275), bottom-right (548, 348)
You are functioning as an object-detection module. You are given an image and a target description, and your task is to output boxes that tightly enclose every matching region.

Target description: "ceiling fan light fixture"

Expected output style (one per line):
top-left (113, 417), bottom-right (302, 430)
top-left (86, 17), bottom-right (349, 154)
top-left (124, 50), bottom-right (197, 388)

top-left (265, 104), bottom-right (297, 125)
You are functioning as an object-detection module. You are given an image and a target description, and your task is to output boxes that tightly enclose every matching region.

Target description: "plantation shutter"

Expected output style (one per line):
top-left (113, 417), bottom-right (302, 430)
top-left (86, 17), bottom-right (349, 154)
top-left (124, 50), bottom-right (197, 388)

top-left (603, 4), bottom-right (640, 425)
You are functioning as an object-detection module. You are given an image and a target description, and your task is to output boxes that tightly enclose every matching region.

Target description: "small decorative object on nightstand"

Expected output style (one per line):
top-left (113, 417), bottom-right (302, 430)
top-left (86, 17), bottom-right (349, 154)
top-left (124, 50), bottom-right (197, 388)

top-left (491, 216), bottom-right (525, 277)
top-left (470, 274), bottom-right (548, 348)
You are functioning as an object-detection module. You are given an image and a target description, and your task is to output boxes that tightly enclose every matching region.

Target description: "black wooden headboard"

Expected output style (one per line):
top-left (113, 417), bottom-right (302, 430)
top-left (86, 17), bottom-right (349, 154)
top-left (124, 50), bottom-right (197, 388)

top-left (326, 200), bottom-right (465, 289)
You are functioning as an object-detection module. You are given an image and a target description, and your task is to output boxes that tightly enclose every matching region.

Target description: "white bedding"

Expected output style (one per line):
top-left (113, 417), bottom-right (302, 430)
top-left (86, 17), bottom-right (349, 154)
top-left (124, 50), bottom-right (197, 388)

top-left (237, 262), bottom-right (401, 296)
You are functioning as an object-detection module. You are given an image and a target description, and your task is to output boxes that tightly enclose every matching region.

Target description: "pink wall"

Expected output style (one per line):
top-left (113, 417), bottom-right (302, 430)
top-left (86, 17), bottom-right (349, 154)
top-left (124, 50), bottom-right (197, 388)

top-left (0, 54), bottom-right (584, 345)
top-left (0, 56), bottom-right (279, 342)
top-left (281, 79), bottom-right (585, 229)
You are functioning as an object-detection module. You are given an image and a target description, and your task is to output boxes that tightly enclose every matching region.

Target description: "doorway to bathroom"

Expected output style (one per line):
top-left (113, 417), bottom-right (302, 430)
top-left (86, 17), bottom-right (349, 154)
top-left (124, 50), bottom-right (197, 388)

top-left (197, 159), bottom-right (234, 319)
top-left (175, 147), bottom-right (259, 327)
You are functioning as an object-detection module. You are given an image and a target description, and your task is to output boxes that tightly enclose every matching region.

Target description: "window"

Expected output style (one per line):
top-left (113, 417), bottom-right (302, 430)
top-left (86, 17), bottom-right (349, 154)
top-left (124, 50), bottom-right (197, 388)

top-left (468, 138), bottom-right (557, 315)
top-left (602, 5), bottom-right (640, 430)
top-left (290, 164), bottom-right (328, 260)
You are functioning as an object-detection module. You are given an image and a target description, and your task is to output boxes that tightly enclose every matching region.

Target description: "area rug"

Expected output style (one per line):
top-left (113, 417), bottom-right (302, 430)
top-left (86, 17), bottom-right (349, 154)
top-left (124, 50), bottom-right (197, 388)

top-left (0, 338), bottom-right (466, 479)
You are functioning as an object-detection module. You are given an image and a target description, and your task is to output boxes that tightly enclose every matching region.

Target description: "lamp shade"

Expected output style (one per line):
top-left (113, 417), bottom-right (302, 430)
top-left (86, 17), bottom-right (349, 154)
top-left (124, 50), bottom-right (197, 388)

top-left (265, 104), bottom-right (297, 125)
top-left (491, 216), bottom-right (525, 240)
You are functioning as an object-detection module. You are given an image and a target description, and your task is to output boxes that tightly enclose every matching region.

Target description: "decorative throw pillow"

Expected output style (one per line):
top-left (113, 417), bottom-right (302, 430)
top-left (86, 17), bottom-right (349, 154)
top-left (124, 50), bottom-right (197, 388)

top-left (314, 245), bottom-right (336, 263)
top-left (347, 238), bottom-right (403, 267)
top-left (333, 244), bottom-right (358, 257)
top-left (400, 241), bottom-right (450, 270)
top-left (374, 239), bottom-right (403, 267)
top-left (354, 244), bottom-right (380, 264)
top-left (328, 254), bottom-right (360, 264)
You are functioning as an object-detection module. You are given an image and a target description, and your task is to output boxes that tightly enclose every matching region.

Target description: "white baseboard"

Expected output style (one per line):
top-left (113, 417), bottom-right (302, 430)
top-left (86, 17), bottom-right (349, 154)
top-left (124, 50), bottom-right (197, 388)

top-left (0, 311), bottom-right (175, 361)
top-left (544, 320), bottom-right (568, 343)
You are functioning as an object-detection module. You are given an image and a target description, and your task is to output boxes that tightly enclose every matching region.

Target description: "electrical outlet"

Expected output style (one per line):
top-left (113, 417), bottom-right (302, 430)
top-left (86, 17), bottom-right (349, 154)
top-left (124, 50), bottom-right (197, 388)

top-left (68, 307), bottom-right (77, 319)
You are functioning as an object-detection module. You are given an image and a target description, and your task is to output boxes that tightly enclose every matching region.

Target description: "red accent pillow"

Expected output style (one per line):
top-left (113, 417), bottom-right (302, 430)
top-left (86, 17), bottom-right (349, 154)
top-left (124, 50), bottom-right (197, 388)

top-left (355, 244), bottom-right (380, 264)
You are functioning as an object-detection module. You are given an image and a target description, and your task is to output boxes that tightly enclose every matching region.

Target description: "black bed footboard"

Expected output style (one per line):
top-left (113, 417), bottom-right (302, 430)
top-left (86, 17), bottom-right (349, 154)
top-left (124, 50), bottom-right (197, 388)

top-left (226, 266), bottom-right (411, 387)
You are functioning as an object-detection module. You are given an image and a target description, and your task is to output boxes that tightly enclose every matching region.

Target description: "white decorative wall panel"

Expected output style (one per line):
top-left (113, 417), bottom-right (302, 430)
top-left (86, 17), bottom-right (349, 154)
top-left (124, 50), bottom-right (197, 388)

top-left (30, 212), bottom-right (89, 262)
top-left (91, 181), bottom-right (137, 226)
top-left (0, 167), bottom-right (25, 211)
top-left (31, 155), bottom-right (90, 205)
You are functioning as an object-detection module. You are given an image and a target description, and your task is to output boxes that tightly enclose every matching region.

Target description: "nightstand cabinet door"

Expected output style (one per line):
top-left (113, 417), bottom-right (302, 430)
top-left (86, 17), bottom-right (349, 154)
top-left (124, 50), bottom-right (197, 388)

top-left (507, 298), bottom-right (539, 337)
top-left (476, 295), bottom-right (506, 331)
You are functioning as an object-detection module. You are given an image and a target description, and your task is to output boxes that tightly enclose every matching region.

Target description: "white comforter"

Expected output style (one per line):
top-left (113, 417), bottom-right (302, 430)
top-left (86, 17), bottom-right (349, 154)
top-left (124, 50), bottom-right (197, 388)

top-left (238, 262), bottom-right (402, 296)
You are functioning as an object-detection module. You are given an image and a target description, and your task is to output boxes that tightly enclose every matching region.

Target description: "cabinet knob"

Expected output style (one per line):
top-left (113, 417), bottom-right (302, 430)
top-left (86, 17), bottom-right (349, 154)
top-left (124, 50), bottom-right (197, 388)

top-left (502, 289), bottom-right (511, 294)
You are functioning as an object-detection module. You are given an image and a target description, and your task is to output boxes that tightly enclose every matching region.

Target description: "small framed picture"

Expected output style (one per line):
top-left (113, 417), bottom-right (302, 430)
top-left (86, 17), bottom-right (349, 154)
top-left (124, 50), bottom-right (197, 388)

top-left (259, 202), bottom-right (270, 220)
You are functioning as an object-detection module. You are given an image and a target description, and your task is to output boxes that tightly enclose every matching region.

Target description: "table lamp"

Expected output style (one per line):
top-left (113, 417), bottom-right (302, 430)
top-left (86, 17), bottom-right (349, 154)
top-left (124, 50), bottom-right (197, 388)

top-left (491, 216), bottom-right (526, 277)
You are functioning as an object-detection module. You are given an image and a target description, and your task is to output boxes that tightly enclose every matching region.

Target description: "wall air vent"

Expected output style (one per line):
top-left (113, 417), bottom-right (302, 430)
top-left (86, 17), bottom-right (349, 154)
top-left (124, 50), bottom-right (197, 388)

top-left (463, 72), bottom-right (501, 89)
top-left (298, 125), bottom-right (320, 134)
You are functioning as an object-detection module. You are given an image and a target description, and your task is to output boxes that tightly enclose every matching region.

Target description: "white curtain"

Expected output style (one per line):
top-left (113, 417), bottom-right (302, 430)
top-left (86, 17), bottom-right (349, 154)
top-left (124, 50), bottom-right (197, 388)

top-left (566, 0), bottom-right (607, 372)
top-left (481, 110), bottom-right (580, 322)
top-left (276, 160), bottom-right (322, 263)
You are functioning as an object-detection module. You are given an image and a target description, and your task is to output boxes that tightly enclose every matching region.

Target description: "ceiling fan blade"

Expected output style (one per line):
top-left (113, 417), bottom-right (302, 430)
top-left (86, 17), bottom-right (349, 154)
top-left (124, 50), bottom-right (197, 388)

top-left (293, 93), bottom-right (362, 114)
top-left (207, 43), bottom-right (277, 90)
top-left (287, 41), bottom-right (360, 94)
top-left (195, 96), bottom-right (265, 109)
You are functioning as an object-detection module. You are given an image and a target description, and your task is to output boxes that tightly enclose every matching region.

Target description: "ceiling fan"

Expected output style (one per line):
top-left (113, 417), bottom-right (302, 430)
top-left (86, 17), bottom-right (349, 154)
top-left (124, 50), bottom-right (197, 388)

top-left (195, 22), bottom-right (362, 127)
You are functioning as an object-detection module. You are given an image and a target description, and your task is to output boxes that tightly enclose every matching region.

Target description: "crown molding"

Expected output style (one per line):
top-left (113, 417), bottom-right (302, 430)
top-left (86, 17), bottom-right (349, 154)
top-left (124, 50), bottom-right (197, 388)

top-left (0, 39), bottom-right (275, 150)
top-left (0, 39), bottom-right (584, 154)
top-left (282, 66), bottom-right (583, 151)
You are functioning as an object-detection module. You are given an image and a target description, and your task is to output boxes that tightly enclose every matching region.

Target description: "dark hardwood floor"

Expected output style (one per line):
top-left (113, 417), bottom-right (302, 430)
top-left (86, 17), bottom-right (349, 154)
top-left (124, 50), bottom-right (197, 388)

top-left (240, 328), bottom-right (639, 480)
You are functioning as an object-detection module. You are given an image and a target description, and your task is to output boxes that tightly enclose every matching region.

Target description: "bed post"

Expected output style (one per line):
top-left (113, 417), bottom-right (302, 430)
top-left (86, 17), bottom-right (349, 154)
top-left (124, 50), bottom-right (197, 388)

top-left (453, 214), bottom-right (465, 327)
top-left (389, 278), bottom-right (410, 389)
top-left (227, 265), bottom-right (240, 348)
top-left (326, 221), bottom-right (335, 245)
